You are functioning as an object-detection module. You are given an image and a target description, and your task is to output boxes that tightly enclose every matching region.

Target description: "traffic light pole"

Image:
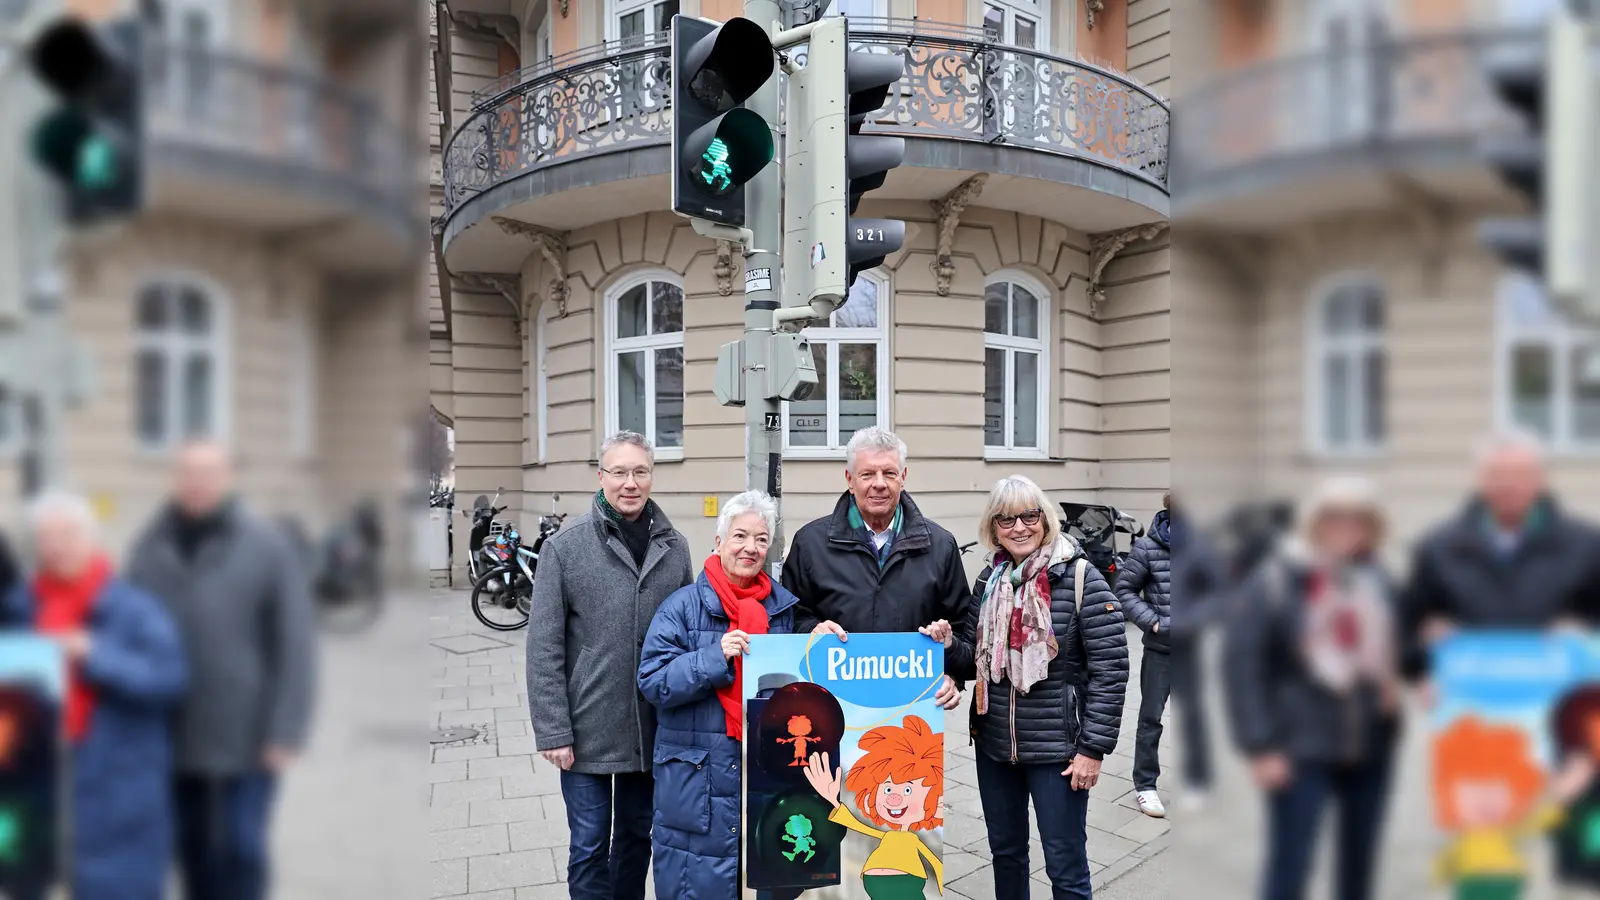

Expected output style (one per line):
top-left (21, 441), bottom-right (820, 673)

top-left (744, 0), bottom-right (785, 581)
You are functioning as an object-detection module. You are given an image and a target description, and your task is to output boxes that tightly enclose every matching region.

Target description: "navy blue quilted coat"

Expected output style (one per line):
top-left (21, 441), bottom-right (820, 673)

top-left (637, 571), bottom-right (799, 900)
top-left (3, 577), bottom-right (188, 900)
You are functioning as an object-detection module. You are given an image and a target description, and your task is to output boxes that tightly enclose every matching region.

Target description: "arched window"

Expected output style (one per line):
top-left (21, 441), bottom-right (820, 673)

top-left (1307, 275), bottom-right (1385, 454)
top-left (1498, 271), bottom-right (1600, 447)
top-left (136, 277), bottom-right (226, 450)
top-left (783, 270), bottom-right (890, 455)
top-left (983, 272), bottom-right (1052, 455)
top-left (606, 272), bottom-right (684, 455)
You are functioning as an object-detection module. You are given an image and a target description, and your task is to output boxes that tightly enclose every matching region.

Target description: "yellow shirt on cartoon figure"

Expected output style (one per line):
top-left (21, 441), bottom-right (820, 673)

top-left (829, 804), bottom-right (945, 892)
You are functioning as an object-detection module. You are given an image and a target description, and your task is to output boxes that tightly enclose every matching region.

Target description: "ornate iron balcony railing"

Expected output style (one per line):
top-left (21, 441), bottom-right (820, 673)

top-left (443, 18), bottom-right (1169, 214)
top-left (146, 43), bottom-right (415, 220)
top-left (1171, 29), bottom-right (1538, 192)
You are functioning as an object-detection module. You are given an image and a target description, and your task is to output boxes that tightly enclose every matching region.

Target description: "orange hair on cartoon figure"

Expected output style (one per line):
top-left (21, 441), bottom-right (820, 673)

top-left (1432, 715), bottom-right (1545, 831)
top-left (844, 715), bottom-right (944, 831)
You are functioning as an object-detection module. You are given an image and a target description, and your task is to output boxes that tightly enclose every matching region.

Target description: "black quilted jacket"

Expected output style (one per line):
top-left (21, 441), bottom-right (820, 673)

top-left (951, 553), bottom-right (1129, 763)
top-left (1116, 511), bottom-right (1171, 652)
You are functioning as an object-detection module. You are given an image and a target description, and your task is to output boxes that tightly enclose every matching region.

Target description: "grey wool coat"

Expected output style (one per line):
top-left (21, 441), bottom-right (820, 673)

top-left (527, 497), bottom-right (693, 774)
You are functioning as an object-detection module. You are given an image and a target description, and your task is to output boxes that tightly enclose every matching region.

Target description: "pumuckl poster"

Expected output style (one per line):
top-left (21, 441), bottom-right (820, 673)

top-left (1430, 633), bottom-right (1600, 898)
top-left (741, 632), bottom-right (945, 900)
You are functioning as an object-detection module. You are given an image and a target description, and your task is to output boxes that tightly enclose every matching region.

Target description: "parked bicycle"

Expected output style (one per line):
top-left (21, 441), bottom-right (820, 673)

top-left (471, 493), bottom-right (566, 631)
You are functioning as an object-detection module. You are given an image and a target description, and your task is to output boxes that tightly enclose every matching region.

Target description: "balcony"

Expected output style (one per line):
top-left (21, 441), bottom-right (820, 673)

top-left (146, 44), bottom-right (422, 272)
top-left (441, 19), bottom-right (1170, 271)
top-left (1173, 30), bottom-right (1535, 230)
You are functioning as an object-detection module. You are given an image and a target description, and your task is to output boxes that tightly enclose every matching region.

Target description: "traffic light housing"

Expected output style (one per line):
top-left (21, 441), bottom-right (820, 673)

top-left (745, 680), bottom-right (846, 891)
top-left (27, 15), bottom-right (145, 227)
top-left (1478, 7), bottom-right (1591, 305)
top-left (670, 15), bottom-right (777, 228)
top-left (0, 681), bottom-right (63, 897)
top-left (783, 18), bottom-right (906, 319)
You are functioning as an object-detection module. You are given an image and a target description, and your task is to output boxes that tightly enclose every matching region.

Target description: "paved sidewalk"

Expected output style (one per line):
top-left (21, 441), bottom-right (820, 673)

top-left (428, 587), bottom-right (1172, 899)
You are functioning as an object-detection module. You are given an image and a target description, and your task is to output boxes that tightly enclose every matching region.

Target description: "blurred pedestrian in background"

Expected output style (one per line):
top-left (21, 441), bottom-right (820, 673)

top-left (124, 440), bottom-right (316, 900)
top-left (2, 491), bottom-right (187, 900)
top-left (1403, 431), bottom-right (1600, 685)
top-left (1224, 476), bottom-right (1402, 900)
top-left (1169, 492), bottom-right (1222, 813)
top-left (951, 474), bottom-right (1128, 900)
top-left (636, 490), bottom-right (798, 899)
top-left (527, 431), bottom-right (692, 900)
top-left (1116, 490), bottom-right (1174, 818)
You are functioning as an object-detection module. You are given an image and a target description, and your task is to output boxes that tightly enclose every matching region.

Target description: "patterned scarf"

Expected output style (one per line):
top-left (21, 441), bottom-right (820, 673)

top-left (595, 488), bottom-right (626, 523)
top-left (974, 535), bottom-right (1070, 716)
top-left (703, 554), bottom-right (771, 740)
top-left (1301, 563), bottom-right (1397, 701)
top-left (846, 498), bottom-right (903, 567)
top-left (34, 555), bottom-right (113, 742)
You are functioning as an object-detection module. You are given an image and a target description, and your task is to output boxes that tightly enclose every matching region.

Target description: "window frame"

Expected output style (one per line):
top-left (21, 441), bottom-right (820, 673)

top-left (133, 272), bottom-right (232, 455)
top-left (780, 269), bottom-right (892, 458)
top-left (604, 270), bottom-right (686, 461)
top-left (606, 0), bottom-right (677, 44)
top-left (1495, 272), bottom-right (1600, 454)
top-left (982, 270), bottom-right (1053, 460)
top-left (1304, 272), bottom-right (1386, 458)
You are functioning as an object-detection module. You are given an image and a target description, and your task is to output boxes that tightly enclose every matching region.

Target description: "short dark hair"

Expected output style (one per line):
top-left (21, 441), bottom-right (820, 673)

top-left (1552, 683), bottom-right (1600, 758)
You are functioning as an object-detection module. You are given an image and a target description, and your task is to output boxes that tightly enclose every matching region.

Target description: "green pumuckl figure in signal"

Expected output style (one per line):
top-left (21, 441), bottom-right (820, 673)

top-left (782, 814), bottom-right (816, 863)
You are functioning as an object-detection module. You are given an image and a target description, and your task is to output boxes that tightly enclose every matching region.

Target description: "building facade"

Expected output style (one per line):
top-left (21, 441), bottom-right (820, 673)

top-left (1175, 0), bottom-right (1593, 546)
top-left (432, 0), bottom-right (1173, 575)
top-left (0, 0), bottom-right (426, 555)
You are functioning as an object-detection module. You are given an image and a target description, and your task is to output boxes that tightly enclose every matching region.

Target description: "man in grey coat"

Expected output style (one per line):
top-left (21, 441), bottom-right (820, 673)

top-left (528, 431), bottom-right (693, 900)
top-left (124, 440), bottom-right (316, 900)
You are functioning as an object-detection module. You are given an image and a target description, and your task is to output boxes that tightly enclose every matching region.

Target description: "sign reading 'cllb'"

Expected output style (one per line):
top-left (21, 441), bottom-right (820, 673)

top-left (799, 632), bottom-right (943, 709)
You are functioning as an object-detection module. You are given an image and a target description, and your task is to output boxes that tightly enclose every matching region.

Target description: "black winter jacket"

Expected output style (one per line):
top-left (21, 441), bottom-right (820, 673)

top-left (1401, 497), bottom-right (1600, 678)
top-left (781, 491), bottom-right (975, 679)
top-left (952, 552), bottom-right (1129, 763)
top-left (1116, 511), bottom-right (1171, 652)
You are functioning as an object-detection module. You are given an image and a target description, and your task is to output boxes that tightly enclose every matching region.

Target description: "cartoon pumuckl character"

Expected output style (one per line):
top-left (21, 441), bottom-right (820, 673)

top-left (803, 715), bottom-right (944, 899)
top-left (1432, 715), bottom-right (1574, 900)
top-left (776, 714), bottom-right (819, 767)
top-left (782, 814), bottom-right (816, 862)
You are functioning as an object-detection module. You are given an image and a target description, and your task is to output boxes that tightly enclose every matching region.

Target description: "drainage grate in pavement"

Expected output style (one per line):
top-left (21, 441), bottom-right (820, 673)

top-left (431, 726), bottom-right (482, 744)
top-left (430, 634), bottom-right (513, 655)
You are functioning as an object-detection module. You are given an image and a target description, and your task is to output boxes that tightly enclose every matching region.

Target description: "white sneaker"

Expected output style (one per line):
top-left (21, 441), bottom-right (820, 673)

top-left (1136, 790), bottom-right (1166, 818)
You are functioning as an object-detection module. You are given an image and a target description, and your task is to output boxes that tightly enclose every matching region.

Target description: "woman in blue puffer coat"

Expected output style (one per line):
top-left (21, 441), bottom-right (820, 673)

top-left (638, 490), bottom-right (799, 899)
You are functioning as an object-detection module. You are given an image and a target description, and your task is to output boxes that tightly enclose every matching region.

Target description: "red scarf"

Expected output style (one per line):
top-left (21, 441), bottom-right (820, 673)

top-left (34, 555), bottom-right (112, 742)
top-left (703, 553), bottom-right (771, 740)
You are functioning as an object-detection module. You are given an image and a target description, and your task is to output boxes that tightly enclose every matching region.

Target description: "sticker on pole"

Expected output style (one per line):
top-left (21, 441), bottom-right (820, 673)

top-left (810, 243), bottom-right (825, 268)
top-left (745, 267), bottom-right (772, 293)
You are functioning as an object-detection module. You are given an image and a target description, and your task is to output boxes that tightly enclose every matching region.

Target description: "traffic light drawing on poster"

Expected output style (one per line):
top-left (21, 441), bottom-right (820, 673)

top-left (0, 635), bottom-right (66, 899)
top-left (743, 632), bottom-right (944, 899)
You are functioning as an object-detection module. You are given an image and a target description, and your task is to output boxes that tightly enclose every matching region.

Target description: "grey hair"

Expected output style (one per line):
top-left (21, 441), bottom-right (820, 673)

top-left (716, 490), bottom-right (778, 542)
top-left (1475, 428), bottom-right (1546, 468)
top-left (598, 431), bottom-right (654, 468)
top-left (27, 490), bottom-right (98, 537)
top-left (844, 426), bottom-right (908, 475)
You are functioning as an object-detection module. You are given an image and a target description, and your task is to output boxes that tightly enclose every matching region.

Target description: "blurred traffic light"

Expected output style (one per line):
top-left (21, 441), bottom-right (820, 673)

top-left (26, 15), bottom-right (145, 226)
top-left (0, 682), bottom-right (62, 898)
top-left (746, 679), bottom-right (847, 891)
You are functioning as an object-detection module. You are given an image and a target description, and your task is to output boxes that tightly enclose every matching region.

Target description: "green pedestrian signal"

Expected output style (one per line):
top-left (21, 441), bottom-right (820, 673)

top-left (699, 138), bottom-right (734, 193)
top-left (0, 805), bottom-right (19, 863)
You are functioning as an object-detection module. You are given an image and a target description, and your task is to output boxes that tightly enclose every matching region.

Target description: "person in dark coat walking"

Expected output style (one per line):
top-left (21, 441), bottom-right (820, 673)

top-left (637, 491), bottom-right (798, 900)
top-left (1225, 477), bottom-right (1402, 900)
top-left (780, 427), bottom-right (973, 711)
top-left (945, 475), bottom-right (1129, 900)
top-left (3, 492), bottom-right (188, 900)
top-left (529, 431), bottom-right (694, 900)
top-left (1168, 500), bottom-right (1223, 813)
top-left (1116, 492), bottom-right (1173, 818)
top-left (124, 440), bottom-right (316, 900)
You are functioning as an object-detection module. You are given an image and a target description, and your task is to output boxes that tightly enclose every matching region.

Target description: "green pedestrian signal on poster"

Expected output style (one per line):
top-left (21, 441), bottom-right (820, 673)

top-left (0, 805), bottom-right (19, 863)
top-left (782, 814), bottom-right (816, 862)
top-left (701, 138), bottom-right (734, 192)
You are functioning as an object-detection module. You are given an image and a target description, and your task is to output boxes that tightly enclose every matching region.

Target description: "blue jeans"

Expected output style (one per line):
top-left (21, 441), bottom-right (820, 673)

top-left (975, 752), bottom-right (1093, 900)
top-left (560, 770), bottom-right (654, 900)
top-left (1261, 756), bottom-right (1394, 900)
top-left (173, 772), bottom-right (278, 900)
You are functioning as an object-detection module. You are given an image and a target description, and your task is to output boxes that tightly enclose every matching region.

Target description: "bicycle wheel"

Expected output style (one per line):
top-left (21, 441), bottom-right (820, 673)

top-left (471, 567), bottom-right (530, 631)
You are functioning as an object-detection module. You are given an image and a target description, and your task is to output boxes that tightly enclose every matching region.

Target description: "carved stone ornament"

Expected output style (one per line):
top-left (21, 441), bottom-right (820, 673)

top-left (560, 0), bottom-right (569, 17)
top-left (456, 272), bottom-right (524, 337)
top-left (713, 241), bottom-right (738, 296)
top-left (1085, 0), bottom-right (1105, 30)
top-left (929, 173), bottom-right (989, 297)
top-left (493, 217), bottom-right (571, 317)
top-left (1087, 221), bottom-right (1169, 317)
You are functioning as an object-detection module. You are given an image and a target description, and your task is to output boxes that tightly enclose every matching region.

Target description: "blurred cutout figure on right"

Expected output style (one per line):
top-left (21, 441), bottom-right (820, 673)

top-left (1402, 431), bottom-right (1600, 686)
top-left (125, 440), bottom-right (316, 900)
top-left (1224, 476), bottom-right (1403, 900)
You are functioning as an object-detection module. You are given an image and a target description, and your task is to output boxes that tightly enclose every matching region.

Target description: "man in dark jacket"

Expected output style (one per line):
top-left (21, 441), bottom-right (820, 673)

top-left (124, 440), bottom-right (316, 900)
top-left (779, 427), bottom-right (973, 710)
top-left (1403, 432), bottom-right (1600, 682)
top-left (1116, 492), bottom-right (1173, 818)
top-left (528, 431), bottom-right (693, 900)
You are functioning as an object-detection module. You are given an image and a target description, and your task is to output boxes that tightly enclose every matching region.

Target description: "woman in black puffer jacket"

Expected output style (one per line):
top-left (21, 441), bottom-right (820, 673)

top-left (947, 475), bottom-right (1129, 900)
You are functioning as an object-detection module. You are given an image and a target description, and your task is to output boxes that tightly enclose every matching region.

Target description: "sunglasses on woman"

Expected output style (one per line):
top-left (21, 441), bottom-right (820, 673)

top-left (993, 509), bottom-right (1043, 529)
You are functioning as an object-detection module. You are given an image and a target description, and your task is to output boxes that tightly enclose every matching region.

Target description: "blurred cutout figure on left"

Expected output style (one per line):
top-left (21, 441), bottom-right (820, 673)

top-left (1, 491), bottom-right (188, 900)
top-left (1224, 477), bottom-right (1402, 900)
top-left (124, 440), bottom-right (316, 900)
